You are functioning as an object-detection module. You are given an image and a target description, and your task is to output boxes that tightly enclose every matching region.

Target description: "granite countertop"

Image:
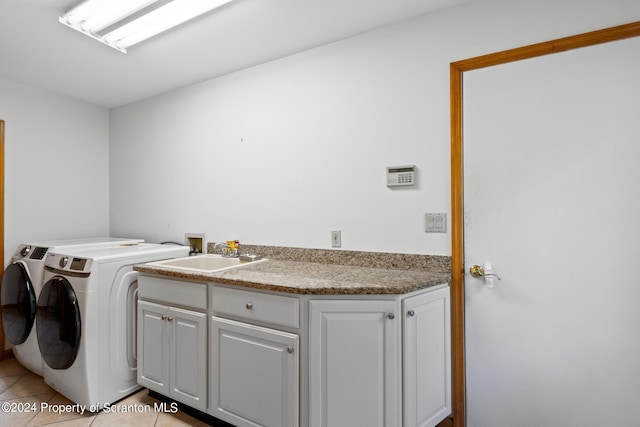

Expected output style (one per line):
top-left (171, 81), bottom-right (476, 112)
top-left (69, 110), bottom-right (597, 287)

top-left (134, 245), bottom-right (451, 295)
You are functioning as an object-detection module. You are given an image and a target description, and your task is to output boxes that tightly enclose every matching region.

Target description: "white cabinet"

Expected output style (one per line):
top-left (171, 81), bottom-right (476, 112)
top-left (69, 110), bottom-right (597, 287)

top-left (137, 272), bottom-right (450, 427)
top-left (308, 287), bottom-right (451, 427)
top-left (309, 300), bottom-right (401, 427)
top-left (403, 287), bottom-right (451, 427)
top-left (209, 316), bottom-right (299, 427)
top-left (137, 277), bottom-right (208, 412)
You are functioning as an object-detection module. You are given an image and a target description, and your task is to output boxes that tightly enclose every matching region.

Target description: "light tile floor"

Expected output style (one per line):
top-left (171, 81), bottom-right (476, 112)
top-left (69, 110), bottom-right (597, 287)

top-left (0, 358), bottom-right (212, 426)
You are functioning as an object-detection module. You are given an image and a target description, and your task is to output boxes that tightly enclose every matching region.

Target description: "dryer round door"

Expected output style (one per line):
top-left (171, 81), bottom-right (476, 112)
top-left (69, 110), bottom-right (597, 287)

top-left (36, 276), bottom-right (81, 369)
top-left (1, 262), bottom-right (36, 345)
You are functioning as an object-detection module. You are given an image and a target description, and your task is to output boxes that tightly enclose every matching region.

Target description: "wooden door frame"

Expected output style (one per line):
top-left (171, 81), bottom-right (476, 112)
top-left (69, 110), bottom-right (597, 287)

top-left (0, 120), bottom-right (6, 359)
top-left (449, 21), bottom-right (640, 427)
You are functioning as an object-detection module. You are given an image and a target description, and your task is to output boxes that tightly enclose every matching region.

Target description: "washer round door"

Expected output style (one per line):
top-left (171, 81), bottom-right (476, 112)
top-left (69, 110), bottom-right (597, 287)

top-left (1, 262), bottom-right (36, 345)
top-left (36, 276), bottom-right (81, 369)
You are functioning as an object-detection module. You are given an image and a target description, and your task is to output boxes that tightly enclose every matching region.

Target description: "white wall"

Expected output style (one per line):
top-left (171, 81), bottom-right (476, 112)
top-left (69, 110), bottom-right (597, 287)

top-left (109, 0), bottom-right (640, 255)
top-left (0, 76), bottom-right (111, 265)
top-left (109, 27), bottom-right (451, 254)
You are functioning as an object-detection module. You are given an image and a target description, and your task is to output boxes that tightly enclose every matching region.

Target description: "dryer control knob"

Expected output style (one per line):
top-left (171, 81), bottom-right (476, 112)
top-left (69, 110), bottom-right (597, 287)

top-left (59, 257), bottom-right (69, 268)
top-left (20, 246), bottom-right (31, 257)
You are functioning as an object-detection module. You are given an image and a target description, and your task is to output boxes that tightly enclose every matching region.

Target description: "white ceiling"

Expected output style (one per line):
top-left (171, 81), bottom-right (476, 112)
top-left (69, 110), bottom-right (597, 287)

top-left (0, 0), bottom-right (467, 108)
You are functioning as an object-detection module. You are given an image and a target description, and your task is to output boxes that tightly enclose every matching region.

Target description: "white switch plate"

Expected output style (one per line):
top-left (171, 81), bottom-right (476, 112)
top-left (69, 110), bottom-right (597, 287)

top-left (331, 230), bottom-right (342, 248)
top-left (425, 213), bottom-right (446, 233)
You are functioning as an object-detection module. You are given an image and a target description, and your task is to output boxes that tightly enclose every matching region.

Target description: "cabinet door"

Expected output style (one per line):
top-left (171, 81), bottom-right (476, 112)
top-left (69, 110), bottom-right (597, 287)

top-left (210, 316), bottom-right (299, 427)
top-left (138, 300), bottom-right (170, 394)
top-left (403, 287), bottom-right (451, 427)
top-left (169, 306), bottom-right (207, 411)
top-left (309, 300), bottom-right (401, 427)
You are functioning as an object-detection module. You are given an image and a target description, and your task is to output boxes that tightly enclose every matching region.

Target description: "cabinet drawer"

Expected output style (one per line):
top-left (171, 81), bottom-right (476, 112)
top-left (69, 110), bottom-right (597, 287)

top-left (139, 275), bottom-right (207, 310)
top-left (212, 286), bottom-right (299, 329)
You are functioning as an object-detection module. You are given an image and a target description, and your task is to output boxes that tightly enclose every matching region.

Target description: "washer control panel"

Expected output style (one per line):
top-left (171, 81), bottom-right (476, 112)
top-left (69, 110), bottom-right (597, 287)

top-left (45, 253), bottom-right (93, 273)
top-left (70, 257), bottom-right (88, 271)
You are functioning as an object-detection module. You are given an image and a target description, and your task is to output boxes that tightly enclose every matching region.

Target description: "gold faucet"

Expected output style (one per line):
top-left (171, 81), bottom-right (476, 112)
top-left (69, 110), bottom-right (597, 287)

top-left (214, 240), bottom-right (239, 257)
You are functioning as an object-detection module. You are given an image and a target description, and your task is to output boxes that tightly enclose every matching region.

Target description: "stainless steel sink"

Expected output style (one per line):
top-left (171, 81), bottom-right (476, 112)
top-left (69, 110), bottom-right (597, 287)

top-left (146, 254), bottom-right (266, 273)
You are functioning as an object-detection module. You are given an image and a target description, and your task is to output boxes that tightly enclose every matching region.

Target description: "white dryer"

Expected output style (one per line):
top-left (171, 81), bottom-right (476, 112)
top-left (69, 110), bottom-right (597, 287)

top-left (36, 243), bottom-right (189, 410)
top-left (1, 238), bottom-right (143, 376)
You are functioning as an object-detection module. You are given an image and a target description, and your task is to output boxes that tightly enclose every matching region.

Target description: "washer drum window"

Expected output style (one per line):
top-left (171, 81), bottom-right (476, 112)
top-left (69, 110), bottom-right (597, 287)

top-left (36, 276), bottom-right (81, 370)
top-left (1, 263), bottom-right (36, 345)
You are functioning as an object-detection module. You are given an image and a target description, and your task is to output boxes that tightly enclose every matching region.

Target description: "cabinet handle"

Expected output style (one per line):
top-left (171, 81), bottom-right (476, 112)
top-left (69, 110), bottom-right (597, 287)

top-left (387, 313), bottom-right (395, 320)
top-left (407, 310), bottom-right (415, 317)
top-left (245, 303), bottom-right (253, 310)
top-left (161, 315), bottom-right (167, 320)
top-left (287, 347), bottom-right (294, 354)
top-left (167, 316), bottom-right (174, 322)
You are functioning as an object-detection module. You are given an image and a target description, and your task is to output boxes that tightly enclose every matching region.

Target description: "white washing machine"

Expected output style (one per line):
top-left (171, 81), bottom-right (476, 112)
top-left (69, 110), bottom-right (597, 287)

top-left (1, 238), bottom-right (144, 376)
top-left (36, 243), bottom-right (189, 410)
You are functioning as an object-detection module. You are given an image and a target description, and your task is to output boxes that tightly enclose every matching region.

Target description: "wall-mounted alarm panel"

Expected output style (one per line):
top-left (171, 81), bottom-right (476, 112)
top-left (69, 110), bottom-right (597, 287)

top-left (386, 165), bottom-right (416, 187)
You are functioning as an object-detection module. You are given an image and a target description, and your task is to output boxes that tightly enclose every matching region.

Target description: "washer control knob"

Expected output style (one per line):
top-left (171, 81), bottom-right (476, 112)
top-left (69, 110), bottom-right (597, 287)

top-left (20, 246), bottom-right (31, 257)
top-left (59, 257), bottom-right (69, 268)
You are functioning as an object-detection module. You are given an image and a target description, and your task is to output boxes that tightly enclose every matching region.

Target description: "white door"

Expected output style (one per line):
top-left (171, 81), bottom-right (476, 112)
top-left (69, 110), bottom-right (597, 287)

top-left (210, 316), bottom-right (299, 427)
top-left (403, 287), bottom-right (451, 427)
top-left (169, 306), bottom-right (207, 411)
top-left (463, 36), bottom-right (640, 426)
top-left (309, 300), bottom-right (401, 427)
top-left (138, 300), bottom-right (170, 394)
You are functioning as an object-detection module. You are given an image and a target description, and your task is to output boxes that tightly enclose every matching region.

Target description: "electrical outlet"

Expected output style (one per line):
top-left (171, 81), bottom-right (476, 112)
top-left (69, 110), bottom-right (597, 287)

top-left (331, 230), bottom-right (342, 248)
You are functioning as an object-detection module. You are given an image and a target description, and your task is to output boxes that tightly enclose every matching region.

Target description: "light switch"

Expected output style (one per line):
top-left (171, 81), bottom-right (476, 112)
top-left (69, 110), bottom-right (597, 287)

top-left (425, 213), bottom-right (446, 233)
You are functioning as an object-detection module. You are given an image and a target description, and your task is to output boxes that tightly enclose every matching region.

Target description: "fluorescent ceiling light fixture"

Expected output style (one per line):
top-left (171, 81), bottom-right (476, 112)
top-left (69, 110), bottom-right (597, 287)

top-left (60, 0), bottom-right (233, 53)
